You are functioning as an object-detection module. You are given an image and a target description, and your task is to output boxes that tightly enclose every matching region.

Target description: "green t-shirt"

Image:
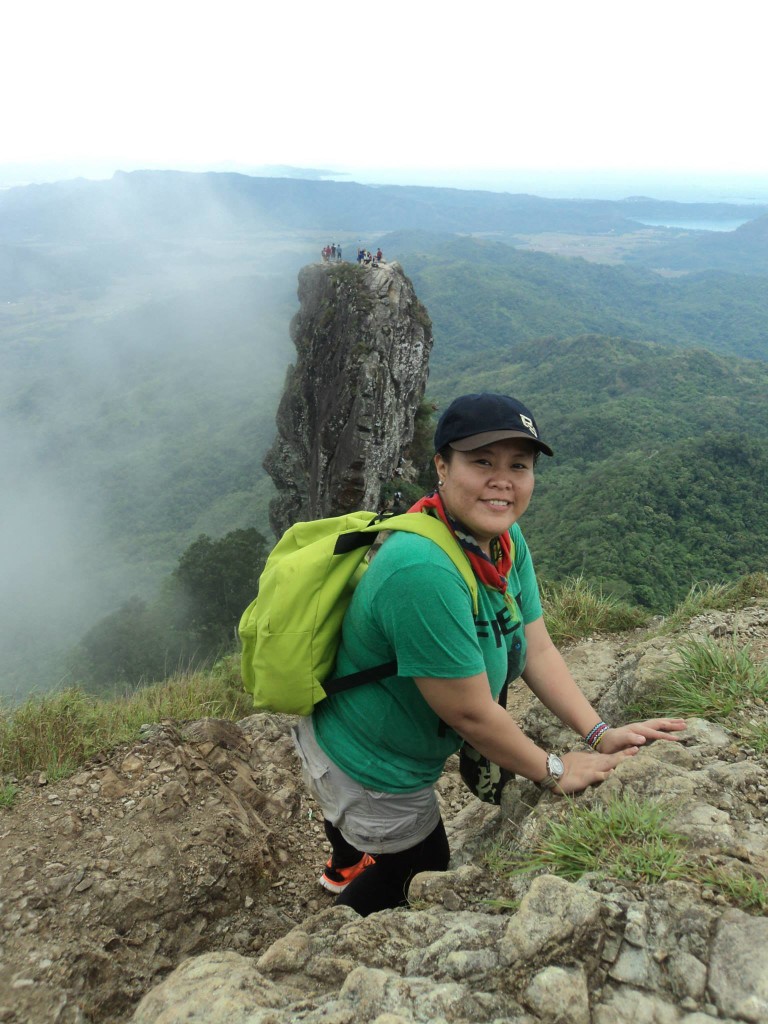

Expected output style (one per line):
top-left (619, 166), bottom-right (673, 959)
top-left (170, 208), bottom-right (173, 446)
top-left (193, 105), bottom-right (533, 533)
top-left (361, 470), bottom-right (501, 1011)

top-left (312, 523), bottom-right (543, 793)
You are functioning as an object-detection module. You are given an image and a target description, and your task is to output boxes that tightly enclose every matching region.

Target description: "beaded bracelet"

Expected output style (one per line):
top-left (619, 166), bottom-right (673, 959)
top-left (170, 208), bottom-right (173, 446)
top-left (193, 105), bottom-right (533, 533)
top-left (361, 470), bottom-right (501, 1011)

top-left (585, 721), bottom-right (611, 750)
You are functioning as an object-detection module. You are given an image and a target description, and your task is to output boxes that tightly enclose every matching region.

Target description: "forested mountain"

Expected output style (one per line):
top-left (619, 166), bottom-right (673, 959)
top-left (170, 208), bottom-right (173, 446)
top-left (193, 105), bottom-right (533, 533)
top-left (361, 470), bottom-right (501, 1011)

top-left (527, 434), bottom-right (768, 608)
top-left (437, 333), bottom-right (768, 457)
top-left (2, 170), bottom-right (767, 694)
top-left (384, 231), bottom-right (768, 370)
top-left (435, 334), bottom-right (768, 608)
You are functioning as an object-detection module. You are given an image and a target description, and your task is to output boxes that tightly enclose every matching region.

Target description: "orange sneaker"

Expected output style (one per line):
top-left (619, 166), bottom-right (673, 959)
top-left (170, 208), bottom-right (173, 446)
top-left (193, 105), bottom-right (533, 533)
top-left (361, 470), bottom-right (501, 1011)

top-left (318, 852), bottom-right (375, 894)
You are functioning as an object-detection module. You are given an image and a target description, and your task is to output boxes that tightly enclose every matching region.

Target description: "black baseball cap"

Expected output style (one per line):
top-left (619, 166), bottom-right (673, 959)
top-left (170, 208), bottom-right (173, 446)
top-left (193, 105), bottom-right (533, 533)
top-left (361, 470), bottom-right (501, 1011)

top-left (434, 393), bottom-right (554, 456)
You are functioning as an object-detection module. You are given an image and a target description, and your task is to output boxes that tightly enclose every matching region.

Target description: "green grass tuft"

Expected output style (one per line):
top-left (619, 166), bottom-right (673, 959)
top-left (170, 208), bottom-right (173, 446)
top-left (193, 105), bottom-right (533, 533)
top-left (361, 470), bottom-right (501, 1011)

top-left (703, 866), bottom-right (768, 914)
top-left (631, 638), bottom-right (768, 722)
top-left (495, 793), bottom-right (768, 915)
top-left (507, 795), bottom-right (690, 884)
top-left (0, 781), bottom-right (19, 809)
top-left (0, 657), bottom-right (253, 780)
top-left (743, 722), bottom-right (768, 754)
top-left (655, 574), bottom-right (768, 635)
top-left (540, 574), bottom-right (649, 646)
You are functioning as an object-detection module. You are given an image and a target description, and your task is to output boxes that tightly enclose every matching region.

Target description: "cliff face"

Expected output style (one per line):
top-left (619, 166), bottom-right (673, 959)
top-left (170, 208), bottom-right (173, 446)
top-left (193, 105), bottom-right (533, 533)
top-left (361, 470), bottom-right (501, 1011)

top-left (263, 260), bottom-right (432, 536)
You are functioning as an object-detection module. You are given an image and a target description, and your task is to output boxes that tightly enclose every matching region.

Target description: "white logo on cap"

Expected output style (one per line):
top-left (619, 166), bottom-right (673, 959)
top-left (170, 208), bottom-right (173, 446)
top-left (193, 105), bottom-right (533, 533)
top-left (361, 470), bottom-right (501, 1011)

top-left (520, 414), bottom-right (538, 437)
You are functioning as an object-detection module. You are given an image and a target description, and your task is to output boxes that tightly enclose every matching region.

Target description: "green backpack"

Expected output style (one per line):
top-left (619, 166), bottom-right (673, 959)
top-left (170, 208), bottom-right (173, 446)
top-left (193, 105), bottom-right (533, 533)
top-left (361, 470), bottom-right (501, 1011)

top-left (238, 511), bottom-right (479, 716)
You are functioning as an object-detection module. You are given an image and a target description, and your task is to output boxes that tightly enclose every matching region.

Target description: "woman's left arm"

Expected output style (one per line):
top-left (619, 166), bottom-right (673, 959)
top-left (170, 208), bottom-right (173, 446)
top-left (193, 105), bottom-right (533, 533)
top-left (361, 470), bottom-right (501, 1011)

top-left (521, 617), bottom-right (686, 752)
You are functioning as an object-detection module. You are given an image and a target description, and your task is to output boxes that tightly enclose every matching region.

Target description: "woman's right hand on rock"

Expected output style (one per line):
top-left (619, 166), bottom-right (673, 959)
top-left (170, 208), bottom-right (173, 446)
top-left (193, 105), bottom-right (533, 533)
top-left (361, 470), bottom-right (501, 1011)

top-left (555, 748), bottom-right (639, 795)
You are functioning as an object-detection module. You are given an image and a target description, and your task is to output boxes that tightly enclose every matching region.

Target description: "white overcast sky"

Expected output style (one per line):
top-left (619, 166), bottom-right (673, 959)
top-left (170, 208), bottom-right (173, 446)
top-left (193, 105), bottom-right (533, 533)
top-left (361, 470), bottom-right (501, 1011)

top-left (2, 0), bottom-right (765, 178)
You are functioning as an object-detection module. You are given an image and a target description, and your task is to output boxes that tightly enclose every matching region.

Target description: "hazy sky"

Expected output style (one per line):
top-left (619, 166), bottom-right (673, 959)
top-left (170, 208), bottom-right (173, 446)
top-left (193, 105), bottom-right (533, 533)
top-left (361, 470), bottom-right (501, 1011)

top-left (3, 0), bottom-right (765, 179)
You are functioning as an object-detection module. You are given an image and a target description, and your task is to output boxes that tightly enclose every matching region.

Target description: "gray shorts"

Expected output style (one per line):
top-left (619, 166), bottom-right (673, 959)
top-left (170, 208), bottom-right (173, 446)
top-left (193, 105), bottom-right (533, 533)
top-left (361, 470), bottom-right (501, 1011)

top-left (291, 716), bottom-right (441, 855)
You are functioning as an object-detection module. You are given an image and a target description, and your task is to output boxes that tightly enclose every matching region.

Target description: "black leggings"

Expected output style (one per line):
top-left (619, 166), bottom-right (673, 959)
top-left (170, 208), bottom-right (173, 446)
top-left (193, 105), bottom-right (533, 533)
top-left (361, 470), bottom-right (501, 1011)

top-left (324, 817), bottom-right (450, 917)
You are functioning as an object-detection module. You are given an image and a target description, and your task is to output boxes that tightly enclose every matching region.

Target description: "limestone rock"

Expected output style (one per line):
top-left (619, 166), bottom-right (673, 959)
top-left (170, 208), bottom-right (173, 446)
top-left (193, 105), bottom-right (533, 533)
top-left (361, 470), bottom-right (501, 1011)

top-left (523, 965), bottom-right (590, 1024)
top-left (264, 261), bottom-right (432, 536)
top-left (500, 875), bottom-right (604, 971)
top-left (708, 910), bottom-right (768, 1022)
top-left (130, 951), bottom-right (283, 1023)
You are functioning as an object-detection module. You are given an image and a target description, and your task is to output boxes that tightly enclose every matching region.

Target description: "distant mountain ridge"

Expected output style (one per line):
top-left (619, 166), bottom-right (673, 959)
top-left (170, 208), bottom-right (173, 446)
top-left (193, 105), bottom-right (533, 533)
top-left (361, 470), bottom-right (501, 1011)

top-left (2, 169), bottom-right (766, 244)
top-left (628, 211), bottom-right (768, 274)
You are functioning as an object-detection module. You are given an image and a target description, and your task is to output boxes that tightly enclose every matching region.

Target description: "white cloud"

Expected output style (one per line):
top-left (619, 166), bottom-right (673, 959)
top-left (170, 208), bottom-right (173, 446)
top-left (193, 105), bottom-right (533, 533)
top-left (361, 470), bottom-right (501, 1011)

top-left (2, 0), bottom-right (765, 174)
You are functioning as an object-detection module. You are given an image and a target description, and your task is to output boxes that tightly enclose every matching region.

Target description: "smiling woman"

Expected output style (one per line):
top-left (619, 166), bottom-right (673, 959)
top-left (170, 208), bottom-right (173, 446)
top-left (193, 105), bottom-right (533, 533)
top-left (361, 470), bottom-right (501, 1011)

top-left (435, 438), bottom-right (537, 553)
top-left (291, 392), bottom-right (686, 918)
top-left (431, 393), bottom-right (552, 554)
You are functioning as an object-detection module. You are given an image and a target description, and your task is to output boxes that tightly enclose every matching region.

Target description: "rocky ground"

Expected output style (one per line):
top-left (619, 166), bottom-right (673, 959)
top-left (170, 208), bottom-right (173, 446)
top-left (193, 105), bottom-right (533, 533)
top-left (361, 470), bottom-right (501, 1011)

top-left (0, 704), bottom-right (494, 1022)
top-left (1, 601), bottom-right (766, 1024)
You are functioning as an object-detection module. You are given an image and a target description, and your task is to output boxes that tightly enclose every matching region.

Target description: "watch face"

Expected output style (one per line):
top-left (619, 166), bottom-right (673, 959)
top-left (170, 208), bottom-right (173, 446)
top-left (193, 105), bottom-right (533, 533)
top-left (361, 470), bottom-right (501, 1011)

top-left (547, 753), bottom-right (565, 778)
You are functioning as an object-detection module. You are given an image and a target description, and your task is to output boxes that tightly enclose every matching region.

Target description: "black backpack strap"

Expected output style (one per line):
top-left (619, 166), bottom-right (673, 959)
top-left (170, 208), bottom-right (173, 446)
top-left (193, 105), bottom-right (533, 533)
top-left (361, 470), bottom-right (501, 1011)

top-left (333, 529), bottom-right (379, 554)
top-left (324, 518), bottom-right (395, 694)
top-left (322, 660), bottom-right (398, 696)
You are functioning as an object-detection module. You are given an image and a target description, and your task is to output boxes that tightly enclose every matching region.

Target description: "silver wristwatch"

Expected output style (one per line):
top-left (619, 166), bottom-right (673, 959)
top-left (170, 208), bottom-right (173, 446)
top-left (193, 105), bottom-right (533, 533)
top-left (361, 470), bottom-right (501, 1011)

top-left (539, 752), bottom-right (565, 790)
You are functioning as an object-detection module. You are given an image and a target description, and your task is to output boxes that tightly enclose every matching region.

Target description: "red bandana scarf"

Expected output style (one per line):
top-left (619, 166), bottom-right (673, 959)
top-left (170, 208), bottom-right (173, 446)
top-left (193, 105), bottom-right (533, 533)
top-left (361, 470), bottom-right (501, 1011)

top-left (407, 490), bottom-right (512, 595)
